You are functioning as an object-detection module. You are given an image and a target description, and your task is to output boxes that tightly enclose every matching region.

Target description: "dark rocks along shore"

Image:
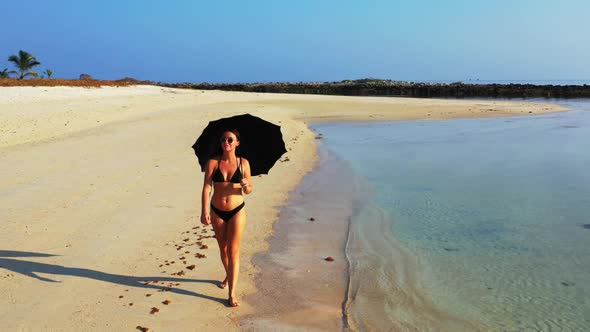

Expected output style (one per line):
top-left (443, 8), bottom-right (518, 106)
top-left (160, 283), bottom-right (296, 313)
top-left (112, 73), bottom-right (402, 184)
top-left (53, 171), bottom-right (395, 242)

top-left (156, 79), bottom-right (590, 99)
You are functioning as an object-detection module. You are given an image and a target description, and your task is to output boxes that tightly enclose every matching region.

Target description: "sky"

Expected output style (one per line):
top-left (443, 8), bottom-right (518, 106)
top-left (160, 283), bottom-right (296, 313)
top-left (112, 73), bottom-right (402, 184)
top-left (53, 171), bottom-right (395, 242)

top-left (2, 0), bottom-right (589, 82)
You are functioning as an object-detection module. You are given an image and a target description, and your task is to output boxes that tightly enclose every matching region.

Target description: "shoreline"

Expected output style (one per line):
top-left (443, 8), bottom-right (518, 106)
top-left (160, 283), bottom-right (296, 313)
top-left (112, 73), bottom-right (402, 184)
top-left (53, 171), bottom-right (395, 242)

top-left (311, 122), bottom-right (480, 331)
top-left (240, 147), bottom-right (353, 330)
top-left (0, 86), bottom-right (569, 330)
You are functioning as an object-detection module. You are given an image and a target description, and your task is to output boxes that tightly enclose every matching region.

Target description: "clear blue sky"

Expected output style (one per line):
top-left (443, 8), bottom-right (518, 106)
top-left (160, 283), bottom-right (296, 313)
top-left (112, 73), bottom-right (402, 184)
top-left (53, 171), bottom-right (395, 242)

top-left (2, 0), bottom-right (589, 82)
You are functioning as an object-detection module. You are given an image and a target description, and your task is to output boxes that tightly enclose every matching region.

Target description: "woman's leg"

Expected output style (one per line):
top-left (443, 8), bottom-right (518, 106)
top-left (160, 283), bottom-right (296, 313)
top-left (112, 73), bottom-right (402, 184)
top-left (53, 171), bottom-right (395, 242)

top-left (210, 211), bottom-right (229, 288)
top-left (226, 208), bottom-right (246, 307)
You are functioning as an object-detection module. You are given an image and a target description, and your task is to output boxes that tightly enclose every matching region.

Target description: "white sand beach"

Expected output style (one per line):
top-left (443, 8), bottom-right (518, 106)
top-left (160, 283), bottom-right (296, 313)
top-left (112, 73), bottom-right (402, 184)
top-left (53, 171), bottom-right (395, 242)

top-left (0, 85), bottom-right (566, 331)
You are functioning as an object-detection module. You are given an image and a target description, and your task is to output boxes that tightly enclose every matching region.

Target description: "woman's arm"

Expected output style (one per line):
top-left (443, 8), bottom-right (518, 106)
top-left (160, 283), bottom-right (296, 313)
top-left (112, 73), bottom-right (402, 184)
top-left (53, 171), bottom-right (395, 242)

top-left (201, 159), bottom-right (215, 225)
top-left (240, 158), bottom-right (253, 195)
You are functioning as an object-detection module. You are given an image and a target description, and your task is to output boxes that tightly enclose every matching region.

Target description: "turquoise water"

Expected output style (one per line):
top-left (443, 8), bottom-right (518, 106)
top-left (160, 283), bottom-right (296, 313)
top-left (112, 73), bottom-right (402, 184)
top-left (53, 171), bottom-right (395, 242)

top-left (313, 104), bottom-right (590, 331)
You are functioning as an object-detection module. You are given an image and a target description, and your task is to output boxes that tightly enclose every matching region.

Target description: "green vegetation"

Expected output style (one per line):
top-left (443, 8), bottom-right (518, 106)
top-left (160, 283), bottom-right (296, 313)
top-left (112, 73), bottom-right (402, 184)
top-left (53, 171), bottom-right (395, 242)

top-left (1, 68), bottom-right (16, 78)
top-left (7, 50), bottom-right (41, 79)
top-left (43, 69), bottom-right (53, 78)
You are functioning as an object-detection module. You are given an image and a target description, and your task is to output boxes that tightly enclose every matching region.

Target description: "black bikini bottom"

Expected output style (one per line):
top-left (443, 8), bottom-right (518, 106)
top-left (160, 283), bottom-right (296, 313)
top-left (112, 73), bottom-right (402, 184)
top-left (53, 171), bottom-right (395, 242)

top-left (210, 202), bottom-right (245, 222)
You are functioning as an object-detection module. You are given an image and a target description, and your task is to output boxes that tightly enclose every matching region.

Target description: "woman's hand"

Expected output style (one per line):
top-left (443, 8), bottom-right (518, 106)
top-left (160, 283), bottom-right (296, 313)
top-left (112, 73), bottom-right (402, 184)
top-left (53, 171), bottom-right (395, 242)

top-left (201, 212), bottom-right (211, 226)
top-left (240, 179), bottom-right (249, 189)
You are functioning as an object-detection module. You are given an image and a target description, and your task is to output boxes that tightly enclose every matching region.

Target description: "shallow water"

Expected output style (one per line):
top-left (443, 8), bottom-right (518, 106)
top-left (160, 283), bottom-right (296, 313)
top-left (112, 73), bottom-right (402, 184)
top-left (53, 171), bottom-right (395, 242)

top-left (313, 106), bottom-right (590, 331)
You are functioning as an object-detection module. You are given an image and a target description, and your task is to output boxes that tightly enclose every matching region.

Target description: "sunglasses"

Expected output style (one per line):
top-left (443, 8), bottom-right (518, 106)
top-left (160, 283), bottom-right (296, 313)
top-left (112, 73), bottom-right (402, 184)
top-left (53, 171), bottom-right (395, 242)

top-left (220, 137), bottom-right (236, 143)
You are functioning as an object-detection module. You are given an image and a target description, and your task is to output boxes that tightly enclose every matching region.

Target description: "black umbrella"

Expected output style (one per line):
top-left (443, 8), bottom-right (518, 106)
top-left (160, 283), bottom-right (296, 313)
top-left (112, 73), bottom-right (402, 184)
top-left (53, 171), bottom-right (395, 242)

top-left (192, 114), bottom-right (287, 176)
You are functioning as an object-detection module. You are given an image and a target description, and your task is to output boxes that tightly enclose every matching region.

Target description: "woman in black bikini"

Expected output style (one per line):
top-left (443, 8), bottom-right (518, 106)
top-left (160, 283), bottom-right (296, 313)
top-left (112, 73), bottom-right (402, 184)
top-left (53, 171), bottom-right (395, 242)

top-left (200, 129), bottom-right (252, 307)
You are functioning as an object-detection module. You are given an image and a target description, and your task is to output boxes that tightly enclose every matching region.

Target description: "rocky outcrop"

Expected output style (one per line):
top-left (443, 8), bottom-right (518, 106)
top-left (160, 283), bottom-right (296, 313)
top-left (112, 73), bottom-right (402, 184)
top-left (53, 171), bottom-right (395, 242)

top-left (79, 73), bottom-right (93, 80)
top-left (156, 79), bottom-right (590, 99)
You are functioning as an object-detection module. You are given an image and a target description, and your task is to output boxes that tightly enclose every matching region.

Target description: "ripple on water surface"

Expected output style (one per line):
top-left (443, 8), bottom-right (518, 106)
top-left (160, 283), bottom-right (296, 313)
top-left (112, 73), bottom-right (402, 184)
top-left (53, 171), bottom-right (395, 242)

top-left (314, 108), bottom-right (590, 331)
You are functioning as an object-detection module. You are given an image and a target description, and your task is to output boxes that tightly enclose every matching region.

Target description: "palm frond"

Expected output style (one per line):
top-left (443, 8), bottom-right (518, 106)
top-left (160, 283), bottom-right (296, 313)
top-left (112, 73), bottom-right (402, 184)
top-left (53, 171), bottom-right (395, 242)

top-left (18, 50), bottom-right (32, 59)
top-left (23, 71), bottom-right (39, 78)
top-left (7, 55), bottom-right (19, 63)
top-left (0, 68), bottom-right (17, 78)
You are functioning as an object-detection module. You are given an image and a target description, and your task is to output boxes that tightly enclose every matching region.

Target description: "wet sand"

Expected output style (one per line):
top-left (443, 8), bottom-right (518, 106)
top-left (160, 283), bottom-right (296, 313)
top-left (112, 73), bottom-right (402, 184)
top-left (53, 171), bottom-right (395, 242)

top-left (241, 149), bottom-right (355, 331)
top-left (0, 85), bottom-right (566, 330)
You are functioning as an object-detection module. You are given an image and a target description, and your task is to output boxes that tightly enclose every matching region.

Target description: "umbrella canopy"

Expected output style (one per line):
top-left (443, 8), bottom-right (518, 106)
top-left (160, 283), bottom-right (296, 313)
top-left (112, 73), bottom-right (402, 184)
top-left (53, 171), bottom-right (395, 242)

top-left (192, 114), bottom-right (287, 176)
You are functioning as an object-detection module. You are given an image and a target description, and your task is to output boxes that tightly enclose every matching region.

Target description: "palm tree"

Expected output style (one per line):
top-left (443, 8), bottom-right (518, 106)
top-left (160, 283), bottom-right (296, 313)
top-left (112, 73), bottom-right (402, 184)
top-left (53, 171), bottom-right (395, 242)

top-left (0, 68), bottom-right (16, 78)
top-left (43, 69), bottom-right (53, 78)
top-left (8, 50), bottom-right (41, 79)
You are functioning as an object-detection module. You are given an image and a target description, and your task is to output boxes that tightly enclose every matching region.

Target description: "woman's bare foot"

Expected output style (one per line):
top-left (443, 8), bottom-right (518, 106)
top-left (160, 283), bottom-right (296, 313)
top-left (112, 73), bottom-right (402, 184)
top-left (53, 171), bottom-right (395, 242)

top-left (218, 278), bottom-right (228, 289)
top-left (228, 295), bottom-right (239, 307)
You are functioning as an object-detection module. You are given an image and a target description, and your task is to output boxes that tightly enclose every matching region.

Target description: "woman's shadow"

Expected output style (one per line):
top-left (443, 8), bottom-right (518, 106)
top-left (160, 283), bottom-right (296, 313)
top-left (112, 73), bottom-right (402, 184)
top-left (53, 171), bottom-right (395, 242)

top-left (0, 250), bottom-right (227, 305)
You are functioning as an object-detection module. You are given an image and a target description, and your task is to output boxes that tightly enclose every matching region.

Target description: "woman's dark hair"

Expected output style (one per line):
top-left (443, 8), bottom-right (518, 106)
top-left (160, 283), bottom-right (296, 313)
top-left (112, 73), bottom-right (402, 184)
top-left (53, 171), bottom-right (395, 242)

top-left (221, 128), bottom-right (240, 141)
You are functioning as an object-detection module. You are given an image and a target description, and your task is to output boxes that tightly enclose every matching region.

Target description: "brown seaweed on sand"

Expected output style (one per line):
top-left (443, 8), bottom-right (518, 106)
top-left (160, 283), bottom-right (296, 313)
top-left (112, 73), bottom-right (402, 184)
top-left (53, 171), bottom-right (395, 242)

top-left (324, 256), bottom-right (335, 262)
top-left (186, 265), bottom-right (196, 270)
top-left (162, 300), bottom-right (171, 305)
top-left (150, 307), bottom-right (159, 314)
top-left (136, 326), bottom-right (149, 332)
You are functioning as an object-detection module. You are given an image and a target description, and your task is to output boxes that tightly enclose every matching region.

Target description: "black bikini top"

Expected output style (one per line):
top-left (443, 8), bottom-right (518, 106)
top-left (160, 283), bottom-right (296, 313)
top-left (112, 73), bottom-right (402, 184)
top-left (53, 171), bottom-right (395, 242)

top-left (212, 157), bottom-right (243, 183)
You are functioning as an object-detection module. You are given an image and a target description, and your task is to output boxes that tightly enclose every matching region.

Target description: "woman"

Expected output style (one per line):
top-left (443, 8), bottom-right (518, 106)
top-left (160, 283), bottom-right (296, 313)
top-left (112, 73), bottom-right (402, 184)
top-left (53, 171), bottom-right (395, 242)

top-left (200, 129), bottom-right (252, 307)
